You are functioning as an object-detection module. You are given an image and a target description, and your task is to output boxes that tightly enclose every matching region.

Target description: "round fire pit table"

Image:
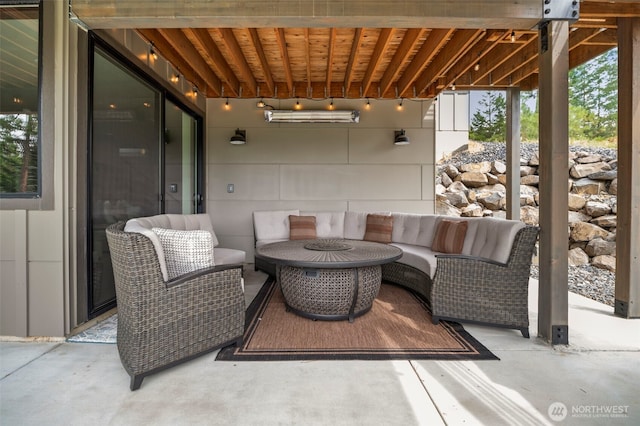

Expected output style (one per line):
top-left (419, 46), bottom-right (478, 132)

top-left (255, 239), bottom-right (402, 322)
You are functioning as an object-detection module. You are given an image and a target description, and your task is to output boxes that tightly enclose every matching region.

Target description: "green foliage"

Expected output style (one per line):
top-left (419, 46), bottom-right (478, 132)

top-left (470, 48), bottom-right (618, 145)
top-left (0, 114), bottom-right (39, 193)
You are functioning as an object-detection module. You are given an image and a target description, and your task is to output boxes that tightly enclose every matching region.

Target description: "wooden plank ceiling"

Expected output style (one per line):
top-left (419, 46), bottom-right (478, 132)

top-left (76, 1), bottom-right (639, 99)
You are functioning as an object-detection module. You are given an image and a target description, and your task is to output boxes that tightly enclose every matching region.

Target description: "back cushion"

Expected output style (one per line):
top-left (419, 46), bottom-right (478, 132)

top-left (301, 211), bottom-right (345, 238)
top-left (363, 214), bottom-right (394, 243)
top-left (253, 210), bottom-right (300, 241)
top-left (152, 228), bottom-right (214, 280)
top-left (391, 213), bottom-right (440, 247)
top-left (344, 211), bottom-right (369, 240)
top-left (462, 217), bottom-right (525, 263)
top-left (289, 215), bottom-right (317, 240)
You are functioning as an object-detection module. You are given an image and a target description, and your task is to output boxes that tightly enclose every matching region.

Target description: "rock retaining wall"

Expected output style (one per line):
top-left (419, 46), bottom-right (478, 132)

top-left (436, 149), bottom-right (617, 272)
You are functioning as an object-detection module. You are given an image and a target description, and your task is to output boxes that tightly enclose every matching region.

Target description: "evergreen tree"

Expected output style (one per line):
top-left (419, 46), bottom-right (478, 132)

top-left (469, 91), bottom-right (506, 142)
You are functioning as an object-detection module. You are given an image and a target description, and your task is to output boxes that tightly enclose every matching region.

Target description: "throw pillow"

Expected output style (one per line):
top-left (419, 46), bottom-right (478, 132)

top-left (431, 219), bottom-right (468, 254)
top-left (289, 215), bottom-right (317, 240)
top-left (152, 228), bottom-right (214, 280)
top-left (363, 214), bottom-right (393, 243)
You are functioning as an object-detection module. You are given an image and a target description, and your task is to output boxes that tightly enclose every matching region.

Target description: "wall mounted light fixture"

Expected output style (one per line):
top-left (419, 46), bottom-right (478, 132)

top-left (229, 129), bottom-right (246, 145)
top-left (394, 129), bottom-right (410, 145)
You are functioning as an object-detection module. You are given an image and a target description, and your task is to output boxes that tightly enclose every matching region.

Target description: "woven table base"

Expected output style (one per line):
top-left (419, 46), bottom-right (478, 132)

top-left (279, 265), bottom-right (382, 322)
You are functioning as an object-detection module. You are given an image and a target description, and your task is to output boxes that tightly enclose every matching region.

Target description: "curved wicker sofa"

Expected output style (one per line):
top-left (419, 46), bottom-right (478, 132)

top-left (253, 210), bottom-right (539, 338)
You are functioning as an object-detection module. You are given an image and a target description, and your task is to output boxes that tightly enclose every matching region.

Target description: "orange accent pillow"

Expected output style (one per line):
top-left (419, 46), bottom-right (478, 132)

top-left (431, 219), bottom-right (468, 254)
top-left (289, 215), bottom-right (317, 240)
top-left (363, 214), bottom-right (393, 243)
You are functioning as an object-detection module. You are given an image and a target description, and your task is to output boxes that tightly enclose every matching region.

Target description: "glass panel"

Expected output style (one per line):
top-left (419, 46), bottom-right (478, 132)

top-left (0, 6), bottom-right (39, 195)
top-left (164, 99), bottom-right (197, 214)
top-left (90, 47), bottom-right (161, 312)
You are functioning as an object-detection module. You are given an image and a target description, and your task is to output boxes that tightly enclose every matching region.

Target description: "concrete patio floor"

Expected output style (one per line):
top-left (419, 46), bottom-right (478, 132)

top-left (1, 266), bottom-right (638, 425)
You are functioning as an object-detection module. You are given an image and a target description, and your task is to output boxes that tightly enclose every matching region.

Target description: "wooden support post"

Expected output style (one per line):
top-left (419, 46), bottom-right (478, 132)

top-left (537, 21), bottom-right (569, 344)
top-left (615, 18), bottom-right (640, 318)
top-left (506, 87), bottom-right (521, 220)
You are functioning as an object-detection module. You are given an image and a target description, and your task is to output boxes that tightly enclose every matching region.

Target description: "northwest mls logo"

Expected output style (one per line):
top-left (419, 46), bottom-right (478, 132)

top-left (548, 402), bottom-right (568, 422)
top-left (548, 402), bottom-right (630, 421)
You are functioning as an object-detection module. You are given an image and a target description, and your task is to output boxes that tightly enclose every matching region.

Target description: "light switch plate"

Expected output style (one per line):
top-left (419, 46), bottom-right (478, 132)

top-left (227, 184), bottom-right (234, 193)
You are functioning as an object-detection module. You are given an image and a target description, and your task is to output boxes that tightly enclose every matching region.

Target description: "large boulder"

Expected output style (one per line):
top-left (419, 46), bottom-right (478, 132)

top-left (575, 153), bottom-right (603, 164)
top-left (588, 170), bottom-right (617, 181)
top-left (609, 178), bottom-right (617, 195)
top-left (461, 204), bottom-right (483, 217)
top-left (440, 172), bottom-right (453, 187)
top-left (592, 255), bottom-right (616, 272)
top-left (520, 165), bottom-right (537, 176)
top-left (520, 175), bottom-right (539, 186)
top-left (459, 171), bottom-right (488, 188)
top-left (570, 221), bottom-right (609, 242)
top-left (570, 162), bottom-right (611, 179)
top-left (568, 247), bottom-right (590, 266)
top-left (436, 199), bottom-right (461, 216)
top-left (584, 200), bottom-right (612, 218)
top-left (460, 161), bottom-right (491, 173)
top-left (477, 192), bottom-right (505, 210)
top-left (572, 178), bottom-right (605, 195)
top-left (568, 211), bottom-right (592, 225)
top-left (491, 160), bottom-right (506, 174)
top-left (444, 164), bottom-right (460, 179)
top-left (520, 205), bottom-right (539, 225)
top-left (568, 193), bottom-right (587, 211)
top-left (585, 238), bottom-right (616, 257)
top-left (590, 214), bottom-right (617, 228)
top-left (443, 191), bottom-right (469, 208)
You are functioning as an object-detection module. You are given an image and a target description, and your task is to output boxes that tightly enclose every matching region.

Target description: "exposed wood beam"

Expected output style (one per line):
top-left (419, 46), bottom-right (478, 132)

top-left (326, 28), bottom-right (336, 95)
top-left (247, 28), bottom-right (275, 97)
top-left (413, 29), bottom-right (484, 95)
top-left (275, 28), bottom-right (294, 96)
top-left (185, 28), bottom-right (240, 97)
top-left (362, 28), bottom-right (394, 97)
top-left (157, 28), bottom-right (223, 96)
top-left (569, 44), bottom-right (616, 68)
top-left (379, 28), bottom-right (425, 97)
top-left (396, 28), bottom-right (453, 97)
top-left (137, 28), bottom-right (215, 97)
top-left (215, 28), bottom-right (258, 96)
top-left (581, 1), bottom-right (640, 18)
top-left (304, 28), bottom-right (312, 96)
top-left (344, 28), bottom-right (364, 95)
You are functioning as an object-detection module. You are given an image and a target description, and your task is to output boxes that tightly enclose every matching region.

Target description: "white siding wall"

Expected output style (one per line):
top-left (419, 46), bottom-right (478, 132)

top-left (206, 98), bottom-right (436, 260)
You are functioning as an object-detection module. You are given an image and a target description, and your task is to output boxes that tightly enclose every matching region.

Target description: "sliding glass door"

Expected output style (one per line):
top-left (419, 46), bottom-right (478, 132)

top-left (88, 42), bottom-right (202, 317)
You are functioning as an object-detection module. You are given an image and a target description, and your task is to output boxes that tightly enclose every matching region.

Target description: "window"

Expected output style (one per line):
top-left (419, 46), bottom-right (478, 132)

top-left (0, 4), bottom-right (40, 197)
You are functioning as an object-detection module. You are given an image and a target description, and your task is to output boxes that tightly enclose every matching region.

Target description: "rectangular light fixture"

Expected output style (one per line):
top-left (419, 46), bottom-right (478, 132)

top-left (264, 110), bottom-right (360, 123)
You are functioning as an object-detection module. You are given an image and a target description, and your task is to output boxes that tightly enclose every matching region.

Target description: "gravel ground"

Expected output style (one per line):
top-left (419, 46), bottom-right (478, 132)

top-left (441, 141), bottom-right (617, 307)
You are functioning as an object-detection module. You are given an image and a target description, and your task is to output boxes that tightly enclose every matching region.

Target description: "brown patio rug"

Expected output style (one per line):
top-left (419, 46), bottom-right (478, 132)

top-left (216, 278), bottom-right (498, 361)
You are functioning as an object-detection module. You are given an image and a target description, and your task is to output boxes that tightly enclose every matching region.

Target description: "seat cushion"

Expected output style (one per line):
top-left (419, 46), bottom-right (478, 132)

top-left (152, 228), bottom-right (214, 280)
top-left (363, 214), bottom-right (394, 243)
top-left (289, 215), bottom-right (317, 240)
top-left (214, 247), bottom-right (246, 265)
top-left (391, 243), bottom-right (439, 278)
top-left (431, 219), bottom-right (468, 254)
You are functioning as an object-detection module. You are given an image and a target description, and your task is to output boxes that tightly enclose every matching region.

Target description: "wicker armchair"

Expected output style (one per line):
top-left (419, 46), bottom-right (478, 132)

top-left (431, 226), bottom-right (539, 338)
top-left (105, 222), bottom-right (245, 390)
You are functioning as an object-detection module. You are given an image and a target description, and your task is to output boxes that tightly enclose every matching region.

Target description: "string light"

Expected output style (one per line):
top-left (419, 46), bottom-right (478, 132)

top-left (328, 98), bottom-right (335, 110)
top-left (452, 82), bottom-right (456, 91)
top-left (396, 98), bottom-right (404, 111)
top-left (170, 73), bottom-right (180, 83)
top-left (364, 98), bottom-right (371, 110)
top-left (149, 43), bottom-right (158, 61)
top-left (294, 99), bottom-right (302, 110)
top-left (511, 31), bottom-right (516, 43)
top-left (224, 97), bottom-right (230, 110)
top-left (474, 62), bottom-right (480, 72)
top-left (256, 98), bottom-right (266, 108)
